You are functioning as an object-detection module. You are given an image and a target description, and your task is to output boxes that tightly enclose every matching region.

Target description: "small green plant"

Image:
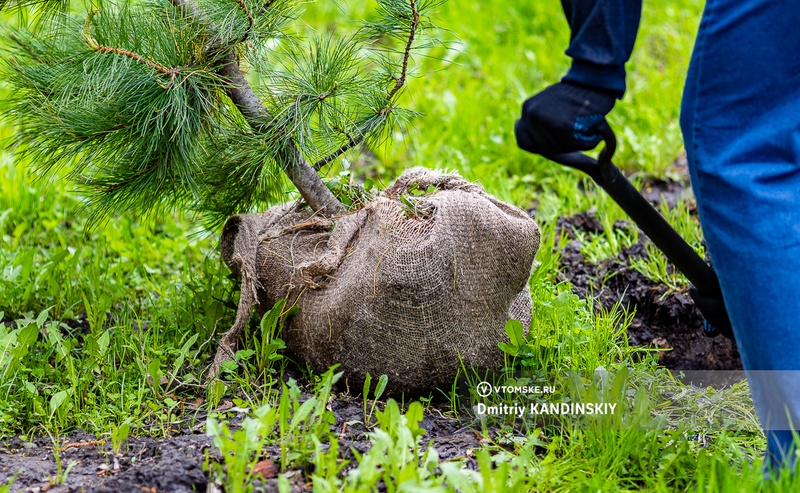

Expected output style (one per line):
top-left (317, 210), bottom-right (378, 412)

top-left (166, 333), bottom-right (200, 388)
top-left (630, 239), bottom-right (688, 292)
top-left (439, 446), bottom-right (535, 492)
top-left (497, 318), bottom-right (526, 359)
top-left (206, 403), bottom-right (280, 493)
top-left (326, 160), bottom-right (376, 211)
top-left (252, 300), bottom-right (291, 379)
top-left (277, 368), bottom-right (341, 471)
top-left (207, 380), bottom-right (227, 412)
top-left (398, 183), bottom-right (439, 219)
top-left (110, 417), bottom-right (132, 456)
top-left (0, 308), bottom-right (42, 383)
top-left (362, 372), bottom-right (389, 427)
top-left (205, 366), bottom-right (342, 490)
top-left (0, 471), bottom-right (21, 493)
top-left (307, 435), bottom-right (350, 491)
top-left (342, 400), bottom-right (443, 491)
top-left (47, 434), bottom-right (78, 486)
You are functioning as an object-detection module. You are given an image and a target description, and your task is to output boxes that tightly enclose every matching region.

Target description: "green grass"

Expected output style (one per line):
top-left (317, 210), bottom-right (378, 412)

top-left (2, 1), bottom-right (798, 491)
top-left (0, 129), bottom-right (234, 436)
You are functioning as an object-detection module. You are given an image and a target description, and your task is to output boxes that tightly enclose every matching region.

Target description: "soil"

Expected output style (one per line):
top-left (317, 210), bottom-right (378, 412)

top-left (552, 179), bottom-right (742, 380)
top-left (0, 431), bottom-right (210, 493)
top-left (0, 175), bottom-right (743, 492)
top-left (0, 393), bottom-right (478, 493)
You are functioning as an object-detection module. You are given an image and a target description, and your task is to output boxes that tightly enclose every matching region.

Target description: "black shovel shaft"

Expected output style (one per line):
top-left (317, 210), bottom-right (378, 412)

top-left (547, 126), bottom-right (722, 296)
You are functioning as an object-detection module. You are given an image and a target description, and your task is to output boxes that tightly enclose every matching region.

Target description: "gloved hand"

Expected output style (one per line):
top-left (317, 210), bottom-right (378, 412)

top-left (689, 286), bottom-right (734, 339)
top-left (515, 81), bottom-right (616, 157)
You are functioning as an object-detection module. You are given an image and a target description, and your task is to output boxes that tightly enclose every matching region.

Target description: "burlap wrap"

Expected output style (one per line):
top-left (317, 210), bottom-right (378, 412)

top-left (218, 168), bottom-right (540, 394)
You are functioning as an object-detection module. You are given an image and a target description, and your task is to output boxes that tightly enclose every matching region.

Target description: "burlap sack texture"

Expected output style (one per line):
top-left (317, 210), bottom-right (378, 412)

top-left (213, 167), bottom-right (541, 395)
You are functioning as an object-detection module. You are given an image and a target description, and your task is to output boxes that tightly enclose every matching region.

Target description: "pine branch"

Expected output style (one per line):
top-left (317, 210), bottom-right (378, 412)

top-left (0, 0), bottom-right (67, 14)
top-left (83, 9), bottom-right (176, 80)
top-left (101, 162), bottom-right (159, 193)
top-left (232, 0), bottom-right (255, 42)
top-left (313, 132), bottom-right (358, 170)
top-left (312, 0), bottom-right (420, 171)
top-left (387, 0), bottom-right (418, 100)
top-left (4, 5), bottom-right (225, 218)
top-left (170, 0), bottom-right (343, 217)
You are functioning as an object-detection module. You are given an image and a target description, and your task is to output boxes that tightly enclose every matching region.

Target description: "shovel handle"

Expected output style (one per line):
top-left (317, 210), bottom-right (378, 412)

top-left (545, 126), bottom-right (721, 298)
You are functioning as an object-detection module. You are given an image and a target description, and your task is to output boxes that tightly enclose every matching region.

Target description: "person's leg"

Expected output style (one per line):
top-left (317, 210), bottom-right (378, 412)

top-left (680, 0), bottom-right (800, 472)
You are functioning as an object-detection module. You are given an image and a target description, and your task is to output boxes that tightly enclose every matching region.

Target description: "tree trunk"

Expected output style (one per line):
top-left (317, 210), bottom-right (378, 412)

top-left (218, 54), bottom-right (344, 217)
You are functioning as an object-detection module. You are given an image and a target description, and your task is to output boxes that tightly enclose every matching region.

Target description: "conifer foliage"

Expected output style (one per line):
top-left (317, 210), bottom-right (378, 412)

top-left (1, 0), bottom-right (444, 225)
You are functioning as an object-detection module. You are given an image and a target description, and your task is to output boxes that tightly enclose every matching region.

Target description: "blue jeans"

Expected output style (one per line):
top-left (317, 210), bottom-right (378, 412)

top-left (680, 0), bottom-right (800, 472)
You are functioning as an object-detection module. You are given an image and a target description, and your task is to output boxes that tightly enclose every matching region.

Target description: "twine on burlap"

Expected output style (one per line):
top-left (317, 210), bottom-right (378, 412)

top-left (211, 168), bottom-right (541, 394)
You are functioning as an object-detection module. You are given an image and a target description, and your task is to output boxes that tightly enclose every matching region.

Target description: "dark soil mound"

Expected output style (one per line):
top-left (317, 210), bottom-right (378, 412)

top-left (553, 207), bottom-right (742, 376)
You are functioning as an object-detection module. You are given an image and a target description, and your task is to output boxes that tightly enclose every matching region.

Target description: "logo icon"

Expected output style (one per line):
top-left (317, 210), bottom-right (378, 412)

top-left (476, 381), bottom-right (492, 398)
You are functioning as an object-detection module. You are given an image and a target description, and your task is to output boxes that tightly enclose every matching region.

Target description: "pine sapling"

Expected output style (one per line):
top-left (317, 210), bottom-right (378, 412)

top-left (1, 0), bottom-right (446, 226)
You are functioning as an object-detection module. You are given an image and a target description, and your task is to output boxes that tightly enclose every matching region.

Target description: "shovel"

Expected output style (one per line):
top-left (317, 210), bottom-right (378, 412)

top-left (545, 124), bottom-right (733, 339)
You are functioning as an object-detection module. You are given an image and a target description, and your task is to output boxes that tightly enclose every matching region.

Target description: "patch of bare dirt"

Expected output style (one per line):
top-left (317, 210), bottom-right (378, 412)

top-left (0, 431), bottom-right (208, 493)
top-left (552, 184), bottom-right (742, 377)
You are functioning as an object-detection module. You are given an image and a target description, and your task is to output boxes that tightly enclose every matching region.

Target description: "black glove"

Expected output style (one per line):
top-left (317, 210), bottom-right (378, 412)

top-left (689, 286), bottom-right (734, 339)
top-left (515, 81), bottom-right (616, 157)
